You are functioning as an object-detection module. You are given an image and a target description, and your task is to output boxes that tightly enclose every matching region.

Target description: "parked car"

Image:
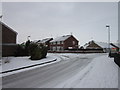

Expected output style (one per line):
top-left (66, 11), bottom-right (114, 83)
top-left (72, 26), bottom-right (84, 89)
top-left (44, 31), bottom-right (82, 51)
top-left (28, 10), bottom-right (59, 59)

top-left (114, 52), bottom-right (120, 67)
top-left (109, 43), bottom-right (120, 67)
top-left (109, 51), bottom-right (117, 58)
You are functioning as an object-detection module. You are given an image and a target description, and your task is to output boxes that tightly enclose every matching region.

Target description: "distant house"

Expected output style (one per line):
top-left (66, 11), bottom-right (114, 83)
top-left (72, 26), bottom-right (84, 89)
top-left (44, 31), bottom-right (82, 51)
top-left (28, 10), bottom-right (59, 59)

top-left (83, 40), bottom-right (115, 52)
top-left (84, 40), bottom-right (103, 49)
top-left (50, 35), bottom-right (79, 51)
top-left (33, 38), bottom-right (53, 50)
top-left (1, 22), bottom-right (18, 57)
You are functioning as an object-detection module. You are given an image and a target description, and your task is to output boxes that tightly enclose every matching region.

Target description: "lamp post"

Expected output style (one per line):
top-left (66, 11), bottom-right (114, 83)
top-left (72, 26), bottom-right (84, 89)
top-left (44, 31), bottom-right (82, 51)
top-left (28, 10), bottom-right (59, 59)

top-left (0, 15), bottom-right (2, 59)
top-left (106, 25), bottom-right (110, 53)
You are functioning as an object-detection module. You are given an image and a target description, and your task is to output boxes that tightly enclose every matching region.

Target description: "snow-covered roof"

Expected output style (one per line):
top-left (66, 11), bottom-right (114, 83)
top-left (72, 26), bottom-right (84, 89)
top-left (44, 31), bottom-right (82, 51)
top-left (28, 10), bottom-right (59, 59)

top-left (33, 38), bottom-right (52, 43)
top-left (38, 38), bottom-right (53, 43)
top-left (0, 21), bottom-right (18, 34)
top-left (95, 42), bottom-right (118, 48)
top-left (95, 42), bottom-right (109, 48)
top-left (83, 40), bottom-right (115, 49)
top-left (32, 40), bottom-right (41, 43)
top-left (112, 43), bottom-right (119, 47)
top-left (83, 43), bottom-right (90, 49)
top-left (50, 35), bottom-right (72, 42)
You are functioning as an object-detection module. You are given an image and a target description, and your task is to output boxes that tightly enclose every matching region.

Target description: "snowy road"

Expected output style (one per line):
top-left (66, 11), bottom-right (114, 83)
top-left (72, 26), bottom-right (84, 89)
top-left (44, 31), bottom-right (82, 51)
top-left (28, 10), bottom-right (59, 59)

top-left (2, 54), bottom-right (104, 88)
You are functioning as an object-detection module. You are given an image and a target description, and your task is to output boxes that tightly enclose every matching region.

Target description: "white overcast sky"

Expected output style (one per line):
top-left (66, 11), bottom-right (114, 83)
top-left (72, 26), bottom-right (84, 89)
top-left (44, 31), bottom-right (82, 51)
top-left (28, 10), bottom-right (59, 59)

top-left (2, 2), bottom-right (118, 45)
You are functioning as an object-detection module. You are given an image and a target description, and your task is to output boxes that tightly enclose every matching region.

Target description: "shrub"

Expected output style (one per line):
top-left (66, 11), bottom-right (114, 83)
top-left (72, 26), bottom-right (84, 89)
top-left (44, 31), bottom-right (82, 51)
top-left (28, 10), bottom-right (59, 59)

top-left (40, 44), bottom-right (48, 58)
top-left (29, 43), bottom-right (48, 60)
top-left (30, 47), bottom-right (42, 60)
top-left (25, 40), bottom-right (31, 55)
top-left (14, 45), bottom-right (27, 56)
top-left (14, 40), bottom-right (31, 57)
top-left (14, 40), bottom-right (48, 60)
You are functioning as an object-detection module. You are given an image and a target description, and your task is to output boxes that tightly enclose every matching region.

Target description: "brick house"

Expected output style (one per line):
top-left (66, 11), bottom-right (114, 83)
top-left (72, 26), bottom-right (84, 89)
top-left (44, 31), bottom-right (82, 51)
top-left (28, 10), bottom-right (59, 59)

top-left (83, 40), bottom-right (114, 52)
top-left (50, 35), bottom-right (79, 51)
top-left (84, 40), bottom-right (102, 49)
top-left (34, 38), bottom-right (53, 50)
top-left (1, 22), bottom-right (18, 57)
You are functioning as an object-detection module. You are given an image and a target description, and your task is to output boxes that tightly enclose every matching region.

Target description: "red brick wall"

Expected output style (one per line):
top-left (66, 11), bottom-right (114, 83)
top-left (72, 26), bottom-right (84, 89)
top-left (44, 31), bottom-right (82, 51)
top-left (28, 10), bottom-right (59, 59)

top-left (64, 36), bottom-right (79, 49)
top-left (86, 41), bottom-right (102, 49)
top-left (1, 23), bottom-right (18, 57)
top-left (2, 24), bottom-right (17, 44)
top-left (50, 36), bottom-right (79, 50)
top-left (50, 42), bottom-right (64, 50)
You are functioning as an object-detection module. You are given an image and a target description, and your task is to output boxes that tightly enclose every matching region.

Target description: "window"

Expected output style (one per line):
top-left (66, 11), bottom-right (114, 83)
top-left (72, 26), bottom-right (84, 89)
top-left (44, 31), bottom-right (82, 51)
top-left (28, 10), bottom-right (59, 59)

top-left (61, 41), bottom-right (63, 44)
top-left (61, 47), bottom-right (63, 50)
top-left (56, 46), bottom-right (61, 51)
top-left (50, 47), bottom-right (52, 50)
top-left (57, 41), bottom-right (60, 44)
top-left (53, 42), bottom-right (56, 45)
top-left (73, 41), bottom-right (75, 45)
top-left (53, 46), bottom-right (56, 51)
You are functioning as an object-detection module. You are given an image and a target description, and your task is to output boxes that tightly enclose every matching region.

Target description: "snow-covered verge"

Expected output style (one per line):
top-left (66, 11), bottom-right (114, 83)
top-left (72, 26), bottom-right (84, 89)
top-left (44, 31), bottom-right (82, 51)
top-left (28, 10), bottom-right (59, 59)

top-left (55, 54), bottom-right (118, 88)
top-left (1, 54), bottom-right (61, 77)
top-left (1, 53), bottom-right (96, 77)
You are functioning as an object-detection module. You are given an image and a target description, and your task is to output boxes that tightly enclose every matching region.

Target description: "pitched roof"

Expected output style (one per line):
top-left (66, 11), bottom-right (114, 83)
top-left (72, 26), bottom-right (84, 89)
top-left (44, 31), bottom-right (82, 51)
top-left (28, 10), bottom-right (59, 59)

top-left (0, 21), bottom-right (18, 34)
top-left (83, 43), bottom-right (90, 49)
top-left (95, 42), bottom-right (110, 48)
top-left (33, 40), bottom-right (41, 43)
top-left (38, 38), bottom-right (53, 43)
top-left (33, 38), bottom-right (53, 43)
top-left (84, 40), bottom-right (115, 49)
top-left (110, 43), bottom-right (119, 48)
top-left (50, 35), bottom-right (72, 42)
top-left (95, 42), bottom-right (118, 48)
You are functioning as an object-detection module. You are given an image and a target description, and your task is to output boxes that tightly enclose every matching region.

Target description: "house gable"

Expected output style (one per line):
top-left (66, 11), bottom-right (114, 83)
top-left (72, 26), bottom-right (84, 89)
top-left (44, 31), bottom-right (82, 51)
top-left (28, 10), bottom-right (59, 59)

top-left (86, 41), bottom-right (102, 49)
top-left (1, 22), bottom-right (18, 35)
top-left (64, 35), bottom-right (79, 49)
top-left (1, 22), bottom-right (18, 44)
top-left (1, 22), bottom-right (18, 57)
top-left (64, 35), bottom-right (79, 42)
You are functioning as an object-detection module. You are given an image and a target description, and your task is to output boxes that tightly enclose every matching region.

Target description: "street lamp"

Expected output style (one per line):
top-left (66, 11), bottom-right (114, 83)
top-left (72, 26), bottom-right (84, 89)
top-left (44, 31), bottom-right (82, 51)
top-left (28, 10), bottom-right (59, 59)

top-left (106, 25), bottom-right (110, 53)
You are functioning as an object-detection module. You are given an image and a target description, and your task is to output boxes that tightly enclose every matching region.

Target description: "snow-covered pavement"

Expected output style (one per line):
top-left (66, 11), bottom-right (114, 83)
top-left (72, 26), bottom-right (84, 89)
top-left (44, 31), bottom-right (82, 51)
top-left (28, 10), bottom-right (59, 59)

top-left (2, 53), bottom-right (118, 88)
top-left (74, 54), bottom-right (118, 88)
top-left (56, 54), bottom-right (118, 88)
top-left (1, 54), bottom-right (61, 76)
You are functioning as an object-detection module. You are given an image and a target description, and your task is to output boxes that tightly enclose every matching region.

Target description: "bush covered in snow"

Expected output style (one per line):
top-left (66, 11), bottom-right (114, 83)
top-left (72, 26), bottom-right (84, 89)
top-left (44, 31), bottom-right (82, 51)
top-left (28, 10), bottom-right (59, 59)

top-left (14, 40), bottom-right (47, 60)
top-left (29, 43), bottom-right (48, 60)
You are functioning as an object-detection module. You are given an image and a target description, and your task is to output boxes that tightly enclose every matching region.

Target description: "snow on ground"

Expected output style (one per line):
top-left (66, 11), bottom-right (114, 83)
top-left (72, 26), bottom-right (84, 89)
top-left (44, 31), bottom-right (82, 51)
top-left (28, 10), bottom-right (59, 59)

top-left (53, 53), bottom-right (99, 60)
top-left (1, 53), bottom-right (87, 73)
top-left (1, 53), bottom-right (61, 77)
top-left (55, 54), bottom-right (118, 88)
top-left (1, 53), bottom-right (103, 77)
top-left (75, 55), bottom-right (118, 88)
top-left (1, 53), bottom-right (118, 88)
